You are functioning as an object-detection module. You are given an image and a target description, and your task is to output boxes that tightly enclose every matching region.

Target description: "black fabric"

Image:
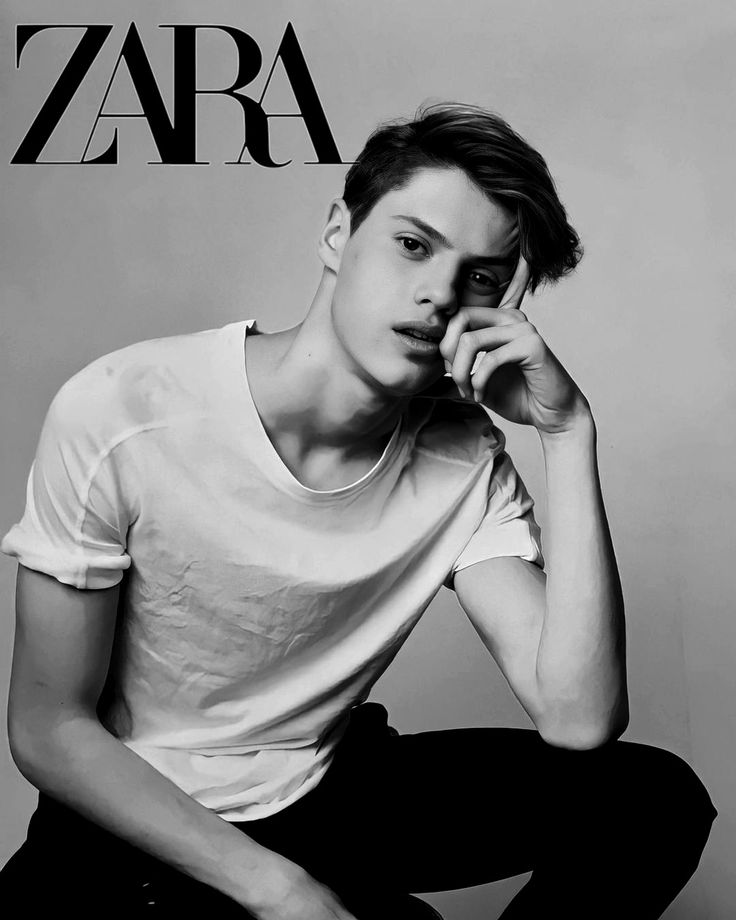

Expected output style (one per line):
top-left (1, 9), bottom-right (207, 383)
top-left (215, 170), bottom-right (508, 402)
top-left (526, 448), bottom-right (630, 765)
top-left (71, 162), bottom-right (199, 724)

top-left (0, 702), bottom-right (717, 919)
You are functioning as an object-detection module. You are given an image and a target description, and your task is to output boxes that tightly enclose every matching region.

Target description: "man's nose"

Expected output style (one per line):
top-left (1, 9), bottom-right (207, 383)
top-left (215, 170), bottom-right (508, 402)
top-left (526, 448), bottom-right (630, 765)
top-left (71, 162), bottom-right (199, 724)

top-left (414, 272), bottom-right (459, 315)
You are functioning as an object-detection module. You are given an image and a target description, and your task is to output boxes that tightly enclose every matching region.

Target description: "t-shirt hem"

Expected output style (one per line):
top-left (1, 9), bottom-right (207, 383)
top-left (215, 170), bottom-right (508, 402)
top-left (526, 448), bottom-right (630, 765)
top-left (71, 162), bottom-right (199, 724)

top-left (215, 763), bottom-right (329, 823)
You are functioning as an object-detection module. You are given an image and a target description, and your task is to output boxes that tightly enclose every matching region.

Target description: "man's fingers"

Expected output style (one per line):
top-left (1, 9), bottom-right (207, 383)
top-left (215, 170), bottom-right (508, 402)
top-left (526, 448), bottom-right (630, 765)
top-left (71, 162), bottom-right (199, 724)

top-left (498, 254), bottom-right (531, 311)
top-left (439, 307), bottom-right (524, 368)
top-left (449, 324), bottom-right (528, 397)
top-left (439, 253), bottom-right (531, 386)
top-left (470, 339), bottom-right (529, 399)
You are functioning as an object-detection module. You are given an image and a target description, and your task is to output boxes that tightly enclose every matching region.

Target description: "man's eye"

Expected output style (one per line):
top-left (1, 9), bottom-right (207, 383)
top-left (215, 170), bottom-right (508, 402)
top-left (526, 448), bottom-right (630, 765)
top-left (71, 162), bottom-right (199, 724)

top-left (397, 236), bottom-right (428, 256)
top-left (467, 270), bottom-right (502, 292)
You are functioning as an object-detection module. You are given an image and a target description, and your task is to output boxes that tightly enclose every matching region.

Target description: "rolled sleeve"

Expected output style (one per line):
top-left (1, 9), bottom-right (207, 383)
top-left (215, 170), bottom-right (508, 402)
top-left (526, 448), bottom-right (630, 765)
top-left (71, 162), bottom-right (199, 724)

top-left (1, 381), bottom-right (131, 590)
top-left (447, 451), bottom-right (544, 587)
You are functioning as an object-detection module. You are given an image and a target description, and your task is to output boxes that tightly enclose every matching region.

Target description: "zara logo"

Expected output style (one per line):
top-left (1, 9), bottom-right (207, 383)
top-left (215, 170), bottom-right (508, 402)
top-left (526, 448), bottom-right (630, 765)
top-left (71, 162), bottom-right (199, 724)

top-left (12, 22), bottom-right (346, 166)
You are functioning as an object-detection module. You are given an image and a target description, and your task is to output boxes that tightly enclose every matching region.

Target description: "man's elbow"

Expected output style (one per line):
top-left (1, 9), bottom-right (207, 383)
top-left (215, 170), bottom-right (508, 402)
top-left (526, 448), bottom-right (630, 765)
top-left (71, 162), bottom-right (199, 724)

top-left (537, 706), bottom-right (630, 751)
top-left (8, 720), bottom-right (46, 784)
top-left (8, 704), bottom-right (98, 786)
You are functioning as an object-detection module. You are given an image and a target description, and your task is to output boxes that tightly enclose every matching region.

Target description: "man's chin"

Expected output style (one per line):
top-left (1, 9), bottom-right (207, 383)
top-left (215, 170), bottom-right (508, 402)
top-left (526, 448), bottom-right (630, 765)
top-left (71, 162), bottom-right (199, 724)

top-left (380, 366), bottom-right (448, 399)
top-left (412, 375), bottom-right (465, 399)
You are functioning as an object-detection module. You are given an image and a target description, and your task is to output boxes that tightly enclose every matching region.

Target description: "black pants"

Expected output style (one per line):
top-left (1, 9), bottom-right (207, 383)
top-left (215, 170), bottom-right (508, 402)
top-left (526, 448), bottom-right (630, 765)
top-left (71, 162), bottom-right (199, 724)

top-left (0, 702), bottom-right (718, 919)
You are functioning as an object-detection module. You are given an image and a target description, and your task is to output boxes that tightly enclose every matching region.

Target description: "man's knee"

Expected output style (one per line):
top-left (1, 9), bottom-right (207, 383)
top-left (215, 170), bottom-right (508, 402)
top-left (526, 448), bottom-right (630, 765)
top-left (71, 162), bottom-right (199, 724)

top-left (621, 743), bottom-right (715, 823)
top-left (554, 739), bottom-right (717, 841)
top-left (593, 740), bottom-right (718, 868)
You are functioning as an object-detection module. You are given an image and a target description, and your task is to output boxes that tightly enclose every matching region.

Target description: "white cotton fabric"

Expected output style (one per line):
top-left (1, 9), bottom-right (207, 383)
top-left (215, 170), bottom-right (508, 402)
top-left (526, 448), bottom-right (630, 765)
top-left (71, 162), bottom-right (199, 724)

top-left (1, 320), bottom-right (543, 821)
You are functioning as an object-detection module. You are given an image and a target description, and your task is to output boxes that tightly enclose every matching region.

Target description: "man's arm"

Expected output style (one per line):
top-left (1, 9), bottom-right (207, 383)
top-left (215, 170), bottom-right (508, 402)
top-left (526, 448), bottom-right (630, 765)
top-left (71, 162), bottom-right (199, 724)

top-left (454, 412), bottom-right (628, 749)
top-left (443, 252), bottom-right (628, 750)
top-left (7, 564), bottom-right (357, 920)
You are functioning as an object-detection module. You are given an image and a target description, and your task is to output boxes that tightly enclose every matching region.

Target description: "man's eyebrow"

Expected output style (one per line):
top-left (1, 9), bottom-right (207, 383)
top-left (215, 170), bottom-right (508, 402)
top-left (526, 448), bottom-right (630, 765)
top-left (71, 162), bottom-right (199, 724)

top-left (391, 214), bottom-right (517, 266)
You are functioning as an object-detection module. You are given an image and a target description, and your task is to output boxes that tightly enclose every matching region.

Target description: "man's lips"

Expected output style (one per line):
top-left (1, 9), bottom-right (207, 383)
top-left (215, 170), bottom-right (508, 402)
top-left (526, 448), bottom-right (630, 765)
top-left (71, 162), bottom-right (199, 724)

top-left (393, 321), bottom-right (445, 356)
top-left (394, 321), bottom-right (445, 342)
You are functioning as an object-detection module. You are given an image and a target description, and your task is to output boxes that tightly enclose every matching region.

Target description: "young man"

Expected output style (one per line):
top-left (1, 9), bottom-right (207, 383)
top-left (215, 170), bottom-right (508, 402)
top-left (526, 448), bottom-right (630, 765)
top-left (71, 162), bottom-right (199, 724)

top-left (1, 104), bottom-right (717, 919)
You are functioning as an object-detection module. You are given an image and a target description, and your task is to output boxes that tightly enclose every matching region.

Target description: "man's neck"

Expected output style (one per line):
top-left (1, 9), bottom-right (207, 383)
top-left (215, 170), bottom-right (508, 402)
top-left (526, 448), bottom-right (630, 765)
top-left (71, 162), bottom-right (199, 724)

top-left (243, 280), bottom-right (408, 489)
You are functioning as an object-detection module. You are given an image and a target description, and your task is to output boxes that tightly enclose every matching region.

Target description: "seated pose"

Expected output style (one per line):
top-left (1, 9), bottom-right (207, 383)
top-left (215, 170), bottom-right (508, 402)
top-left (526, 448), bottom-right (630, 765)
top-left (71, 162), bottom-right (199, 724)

top-left (1, 103), bottom-right (717, 919)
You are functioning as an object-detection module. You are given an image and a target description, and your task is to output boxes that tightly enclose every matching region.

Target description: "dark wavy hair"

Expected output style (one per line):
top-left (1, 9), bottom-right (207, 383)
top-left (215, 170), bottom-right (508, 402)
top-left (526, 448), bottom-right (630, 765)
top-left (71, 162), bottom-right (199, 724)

top-left (343, 102), bottom-right (582, 293)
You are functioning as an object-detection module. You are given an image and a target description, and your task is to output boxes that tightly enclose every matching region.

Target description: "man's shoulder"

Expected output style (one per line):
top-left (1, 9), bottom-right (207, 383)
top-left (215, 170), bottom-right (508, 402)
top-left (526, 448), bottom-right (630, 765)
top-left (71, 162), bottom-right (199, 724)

top-left (67, 322), bottom-right (235, 386)
top-left (407, 377), bottom-right (507, 467)
top-left (46, 322), bottom-right (242, 448)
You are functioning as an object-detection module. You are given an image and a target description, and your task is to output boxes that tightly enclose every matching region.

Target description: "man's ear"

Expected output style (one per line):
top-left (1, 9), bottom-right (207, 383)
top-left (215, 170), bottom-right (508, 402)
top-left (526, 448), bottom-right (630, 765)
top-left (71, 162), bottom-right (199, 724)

top-left (318, 199), bottom-right (351, 272)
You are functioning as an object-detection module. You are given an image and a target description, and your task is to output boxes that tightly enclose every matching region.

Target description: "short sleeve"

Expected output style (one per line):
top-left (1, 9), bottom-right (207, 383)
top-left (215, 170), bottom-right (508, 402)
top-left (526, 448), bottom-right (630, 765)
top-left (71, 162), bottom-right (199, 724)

top-left (1, 380), bottom-right (132, 589)
top-left (446, 450), bottom-right (544, 588)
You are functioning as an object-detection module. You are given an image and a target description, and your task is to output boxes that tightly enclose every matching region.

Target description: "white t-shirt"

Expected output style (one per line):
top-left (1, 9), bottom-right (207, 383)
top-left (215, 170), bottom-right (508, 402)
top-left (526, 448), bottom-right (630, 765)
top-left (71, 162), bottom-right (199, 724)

top-left (1, 320), bottom-right (543, 821)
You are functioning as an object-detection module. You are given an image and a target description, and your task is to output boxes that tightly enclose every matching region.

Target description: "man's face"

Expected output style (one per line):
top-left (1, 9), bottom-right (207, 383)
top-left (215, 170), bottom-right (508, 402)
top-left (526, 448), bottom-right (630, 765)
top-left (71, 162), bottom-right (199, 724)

top-left (328, 166), bottom-right (519, 396)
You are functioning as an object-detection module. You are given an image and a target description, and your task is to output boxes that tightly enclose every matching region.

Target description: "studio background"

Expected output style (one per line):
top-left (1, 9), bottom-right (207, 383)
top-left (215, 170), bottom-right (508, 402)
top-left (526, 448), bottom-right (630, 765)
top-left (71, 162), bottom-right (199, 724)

top-left (1, 1), bottom-right (734, 917)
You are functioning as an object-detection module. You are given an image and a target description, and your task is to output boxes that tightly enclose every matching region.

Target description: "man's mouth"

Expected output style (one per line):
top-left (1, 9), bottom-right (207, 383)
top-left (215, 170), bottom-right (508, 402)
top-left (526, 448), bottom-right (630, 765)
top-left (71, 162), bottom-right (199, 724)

top-left (393, 322), bottom-right (445, 356)
top-left (400, 329), bottom-right (438, 342)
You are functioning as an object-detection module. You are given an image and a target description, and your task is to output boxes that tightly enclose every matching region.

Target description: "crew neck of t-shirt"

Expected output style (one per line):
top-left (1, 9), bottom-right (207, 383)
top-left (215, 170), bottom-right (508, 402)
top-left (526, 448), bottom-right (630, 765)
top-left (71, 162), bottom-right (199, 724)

top-left (221, 319), bottom-right (406, 504)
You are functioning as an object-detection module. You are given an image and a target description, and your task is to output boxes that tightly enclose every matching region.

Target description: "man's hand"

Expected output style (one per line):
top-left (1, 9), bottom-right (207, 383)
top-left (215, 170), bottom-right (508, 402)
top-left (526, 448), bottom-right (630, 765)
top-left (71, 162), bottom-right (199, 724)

top-left (245, 852), bottom-right (358, 920)
top-left (439, 255), bottom-right (591, 435)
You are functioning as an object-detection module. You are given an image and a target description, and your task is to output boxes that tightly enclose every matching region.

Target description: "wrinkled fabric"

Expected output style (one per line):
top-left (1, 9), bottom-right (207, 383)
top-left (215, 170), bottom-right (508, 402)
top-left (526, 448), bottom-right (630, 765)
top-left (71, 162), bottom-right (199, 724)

top-left (2, 320), bottom-right (542, 821)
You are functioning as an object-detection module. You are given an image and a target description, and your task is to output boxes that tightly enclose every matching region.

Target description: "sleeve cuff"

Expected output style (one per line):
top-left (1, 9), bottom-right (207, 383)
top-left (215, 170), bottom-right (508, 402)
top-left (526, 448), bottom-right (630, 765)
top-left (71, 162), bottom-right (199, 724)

top-left (1, 527), bottom-right (130, 590)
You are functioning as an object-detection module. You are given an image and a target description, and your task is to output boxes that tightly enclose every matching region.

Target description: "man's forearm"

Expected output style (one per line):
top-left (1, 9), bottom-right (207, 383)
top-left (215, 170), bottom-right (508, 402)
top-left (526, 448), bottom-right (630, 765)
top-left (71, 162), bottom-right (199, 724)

top-left (535, 409), bottom-right (628, 747)
top-left (11, 712), bottom-right (295, 910)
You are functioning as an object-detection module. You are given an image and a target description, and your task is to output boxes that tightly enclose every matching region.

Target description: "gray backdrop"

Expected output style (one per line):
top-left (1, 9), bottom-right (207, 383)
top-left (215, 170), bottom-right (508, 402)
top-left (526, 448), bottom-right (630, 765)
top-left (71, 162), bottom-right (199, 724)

top-left (1, 1), bottom-right (734, 917)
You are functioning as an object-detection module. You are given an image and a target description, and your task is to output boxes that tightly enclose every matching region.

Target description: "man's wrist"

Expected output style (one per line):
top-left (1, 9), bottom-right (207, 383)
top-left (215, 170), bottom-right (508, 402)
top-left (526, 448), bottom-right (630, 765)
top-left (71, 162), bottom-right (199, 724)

top-left (538, 404), bottom-right (596, 453)
top-left (223, 847), bottom-right (305, 912)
